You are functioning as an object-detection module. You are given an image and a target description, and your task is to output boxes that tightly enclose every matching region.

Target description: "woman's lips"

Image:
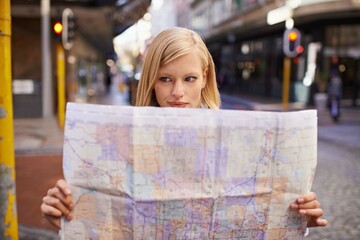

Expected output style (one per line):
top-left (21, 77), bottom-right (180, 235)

top-left (168, 102), bottom-right (188, 107)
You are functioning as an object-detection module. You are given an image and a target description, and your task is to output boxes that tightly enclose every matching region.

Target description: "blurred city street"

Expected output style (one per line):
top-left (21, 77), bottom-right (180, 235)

top-left (2, 0), bottom-right (360, 239)
top-left (13, 86), bottom-right (360, 239)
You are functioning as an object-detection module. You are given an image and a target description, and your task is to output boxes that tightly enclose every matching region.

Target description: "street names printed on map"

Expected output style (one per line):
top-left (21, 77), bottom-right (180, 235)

top-left (61, 103), bottom-right (317, 240)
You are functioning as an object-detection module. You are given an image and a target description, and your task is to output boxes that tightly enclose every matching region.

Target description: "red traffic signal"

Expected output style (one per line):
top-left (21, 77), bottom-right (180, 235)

top-left (283, 28), bottom-right (302, 58)
top-left (53, 21), bottom-right (63, 35)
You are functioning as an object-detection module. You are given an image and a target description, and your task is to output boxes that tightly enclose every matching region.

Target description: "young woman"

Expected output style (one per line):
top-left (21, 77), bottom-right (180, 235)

top-left (41, 27), bottom-right (327, 230)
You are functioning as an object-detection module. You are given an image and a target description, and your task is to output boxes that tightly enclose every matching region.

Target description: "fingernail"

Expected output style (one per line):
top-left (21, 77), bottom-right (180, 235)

top-left (69, 203), bottom-right (74, 210)
top-left (67, 214), bottom-right (73, 220)
top-left (291, 203), bottom-right (298, 208)
top-left (297, 198), bottom-right (304, 203)
top-left (299, 210), bottom-right (306, 216)
top-left (65, 189), bottom-right (71, 194)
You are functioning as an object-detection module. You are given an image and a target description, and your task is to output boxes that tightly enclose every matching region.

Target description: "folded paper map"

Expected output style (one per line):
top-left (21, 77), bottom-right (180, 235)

top-left (61, 103), bottom-right (317, 239)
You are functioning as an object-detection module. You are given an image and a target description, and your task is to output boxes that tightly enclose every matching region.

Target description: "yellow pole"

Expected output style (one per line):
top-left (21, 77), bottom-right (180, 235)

top-left (57, 42), bottom-right (65, 128)
top-left (282, 57), bottom-right (291, 111)
top-left (0, 0), bottom-right (19, 239)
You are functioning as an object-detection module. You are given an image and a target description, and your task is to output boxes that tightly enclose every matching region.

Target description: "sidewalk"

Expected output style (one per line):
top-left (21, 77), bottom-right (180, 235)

top-left (317, 106), bottom-right (360, 149)
top-left (14, 117), bottom-right (64, 156)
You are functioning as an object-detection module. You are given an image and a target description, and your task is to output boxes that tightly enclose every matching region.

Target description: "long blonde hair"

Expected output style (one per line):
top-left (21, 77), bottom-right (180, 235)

top-left (135, 27), bottom-right (221, 109)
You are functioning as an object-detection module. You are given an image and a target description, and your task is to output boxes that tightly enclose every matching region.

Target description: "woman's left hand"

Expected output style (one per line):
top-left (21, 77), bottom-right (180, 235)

top-left (290, 192), bottom-right (328, 227)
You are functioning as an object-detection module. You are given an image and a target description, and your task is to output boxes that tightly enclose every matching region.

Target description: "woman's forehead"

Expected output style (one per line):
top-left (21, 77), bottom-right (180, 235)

top-left (160, 52), bottom-right (203, 70)
top-left (162, 49), bottom-right (206, 65)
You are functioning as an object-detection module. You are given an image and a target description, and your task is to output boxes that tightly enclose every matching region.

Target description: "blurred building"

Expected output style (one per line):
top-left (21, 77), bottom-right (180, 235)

top-left (10, 0), bottom-right (151, 118)
top-left (186, 0), bottom-right (360, 104)
top-left (149, 0), bottom-right (177, 35)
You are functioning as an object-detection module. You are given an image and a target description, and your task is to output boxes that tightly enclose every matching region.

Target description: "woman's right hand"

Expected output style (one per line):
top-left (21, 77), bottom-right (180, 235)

top-left (40, 179), bottom-right (74, 229)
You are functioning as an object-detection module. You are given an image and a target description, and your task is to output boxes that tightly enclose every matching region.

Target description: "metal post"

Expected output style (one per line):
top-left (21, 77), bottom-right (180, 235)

top-left (41, 0), bottom-right (53, 117)
top-left (282, 57), bottom-right (291, 111)
top-left (0, 0), bottom-right (19, 239)
top-left (57, 43), bottom-right (66, 128)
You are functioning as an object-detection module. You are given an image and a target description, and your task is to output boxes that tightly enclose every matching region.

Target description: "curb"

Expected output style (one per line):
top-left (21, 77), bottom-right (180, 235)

top-left (15, 148), bottom-right (63, 156)
top-left (19, 225), bottom-right (60, 240)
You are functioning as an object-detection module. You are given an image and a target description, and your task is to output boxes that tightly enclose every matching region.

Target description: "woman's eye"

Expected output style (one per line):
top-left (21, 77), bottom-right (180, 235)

top-left (185, 76), bottom-right (197, 82)
top-left (159, 77), bottom-right (171, 82)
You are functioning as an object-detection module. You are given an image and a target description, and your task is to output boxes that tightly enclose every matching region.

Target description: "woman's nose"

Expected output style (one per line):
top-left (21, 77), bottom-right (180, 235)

top-left (171, 81), bottom-right (184, 98)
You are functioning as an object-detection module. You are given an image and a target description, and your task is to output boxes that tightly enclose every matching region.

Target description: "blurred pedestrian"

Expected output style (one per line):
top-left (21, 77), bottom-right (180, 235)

top-left (41, 27), bottom-right (327, 233)
top-left (327, 55), bottom-right (342, 122)
top-left (105, 71), bottom-right (112, 93)
top-left (351, 78), bottom-right (359, 107)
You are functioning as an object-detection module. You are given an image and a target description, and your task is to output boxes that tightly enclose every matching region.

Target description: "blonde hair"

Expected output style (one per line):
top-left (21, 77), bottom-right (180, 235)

top-left (135, 27), bottom-right (221, 109)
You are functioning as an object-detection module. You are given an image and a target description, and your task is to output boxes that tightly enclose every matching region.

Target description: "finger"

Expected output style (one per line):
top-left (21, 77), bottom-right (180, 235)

top-left (316, 218), bottom-right (328, 226)
top-left (42, 195), bottom-right (73, 219)
top-left (297, 200), bottom-right (320, 210)
top-left (290, 200), bottom-right (320, 210)
top-left (308, 218), bottom-right (328, 227)
top-left (47, 187), bottom-right (73, 210)
top-left (41, 202), bottom-right (63, 218)
top-left (298, 192), bottom-right (317, 204)
top-left (56, 179), bottom-right (72, 195)
top-left (299, 208), bottom-right (323, 217)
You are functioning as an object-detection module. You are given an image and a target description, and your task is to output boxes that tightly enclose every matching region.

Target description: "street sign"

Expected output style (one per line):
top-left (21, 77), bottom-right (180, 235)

top-left (12, 79), bottom-right (34, 94)
top-left (267, 6), bottom-right (293, 25)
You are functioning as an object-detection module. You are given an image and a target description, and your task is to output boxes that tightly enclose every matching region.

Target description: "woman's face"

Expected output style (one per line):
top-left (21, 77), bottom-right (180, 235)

top-left (154, 52), bottom-right (207, 108)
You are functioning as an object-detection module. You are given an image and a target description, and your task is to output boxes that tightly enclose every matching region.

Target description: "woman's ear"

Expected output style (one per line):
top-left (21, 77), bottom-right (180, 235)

top-left (202, 68), bottom-right (208, 89)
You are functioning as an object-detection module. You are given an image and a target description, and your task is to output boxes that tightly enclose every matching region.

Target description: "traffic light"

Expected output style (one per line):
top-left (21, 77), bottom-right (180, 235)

top-left (62, 8), bottom-right (76, 50)
top-left (67, 15), bottom-right (76, 42)
top-left (283, 28), bottom-right (303, 58)
top-left (53, 21), bottom-right (63, 35)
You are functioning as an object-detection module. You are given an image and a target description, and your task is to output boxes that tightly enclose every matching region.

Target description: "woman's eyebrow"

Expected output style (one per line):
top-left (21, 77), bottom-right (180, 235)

top-left (158, 70), bottom-right (201, 76)
top-left (185, 72), bottom-right (200, 76)
top-left (158, 72), bottom-right (173, 77)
